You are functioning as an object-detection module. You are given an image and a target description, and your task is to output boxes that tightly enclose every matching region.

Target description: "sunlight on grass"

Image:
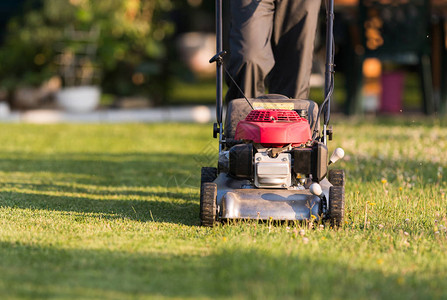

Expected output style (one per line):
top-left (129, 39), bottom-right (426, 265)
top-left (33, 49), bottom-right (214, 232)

top-left (0, 120), bottom-right (446, 299)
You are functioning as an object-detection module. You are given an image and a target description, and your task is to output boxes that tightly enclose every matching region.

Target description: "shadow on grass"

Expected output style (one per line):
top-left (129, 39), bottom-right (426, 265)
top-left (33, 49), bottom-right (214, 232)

top-left (0, 151), bottom-right (211, 226)
top-left (0, 150), bottom-right (443, 226)
top-left (0, 191), bottom-right (199, 225)
top-left (0, 151), bottom-right (211, 187)
top-left (0, 241), bottom-right (445, 299)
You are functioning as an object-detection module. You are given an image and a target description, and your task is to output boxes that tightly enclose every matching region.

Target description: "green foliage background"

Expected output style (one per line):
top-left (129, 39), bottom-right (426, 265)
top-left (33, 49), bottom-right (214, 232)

top-left (0, 0), bottom-right (175, 102)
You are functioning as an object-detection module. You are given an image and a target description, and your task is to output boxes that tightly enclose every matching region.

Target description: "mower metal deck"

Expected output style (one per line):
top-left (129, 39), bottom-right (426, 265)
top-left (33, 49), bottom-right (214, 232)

top-left (215, 173), bottom-right (332, 221)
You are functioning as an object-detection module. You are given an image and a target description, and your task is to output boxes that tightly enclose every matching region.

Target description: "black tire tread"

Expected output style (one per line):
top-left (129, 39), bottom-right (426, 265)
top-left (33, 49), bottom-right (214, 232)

top-left (329, 186), bottom-right (344, 227)
top-left (328, 169), bottom-right (345, 187)
top-left (201, 167), bottom-right (217, 183)
top-left (200, 182), bottom-right (217, 227)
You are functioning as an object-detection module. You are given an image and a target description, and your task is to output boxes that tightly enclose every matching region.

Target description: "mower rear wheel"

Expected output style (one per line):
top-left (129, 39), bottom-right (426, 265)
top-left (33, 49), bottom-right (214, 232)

top-left (329, 186), bottom-right (344, 227)
top-left (328, 169), bottom-right (345, 187)
top-left (201, 167), bottom-right (217, 183)
top-left (200, 182), bottom-right (218, 227)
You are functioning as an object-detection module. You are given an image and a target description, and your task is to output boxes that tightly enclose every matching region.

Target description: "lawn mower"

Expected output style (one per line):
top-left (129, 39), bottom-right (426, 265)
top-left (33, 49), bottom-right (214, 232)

top-left (200, 0), bottom-right (345, 227)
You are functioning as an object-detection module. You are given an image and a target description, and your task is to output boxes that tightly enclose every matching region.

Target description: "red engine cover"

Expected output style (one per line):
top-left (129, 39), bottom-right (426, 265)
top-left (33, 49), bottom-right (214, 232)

top-left (235, 109), bottom-right (311, 147)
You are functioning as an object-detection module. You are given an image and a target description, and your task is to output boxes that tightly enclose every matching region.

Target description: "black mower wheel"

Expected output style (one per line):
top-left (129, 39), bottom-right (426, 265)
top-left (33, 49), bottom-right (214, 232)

top-left (200, 182), bottom-right (218, 227)
top-left (329, 186), bottom-right (345, 227)
top-left (328, 169), bottom-right (345, 187)
top-left (201, 167), bottom-right (217, 183)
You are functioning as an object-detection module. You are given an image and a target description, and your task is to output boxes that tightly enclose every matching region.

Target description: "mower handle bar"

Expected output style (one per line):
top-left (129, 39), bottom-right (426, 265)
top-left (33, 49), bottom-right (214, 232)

top-left (212, 0), bottom-right (335, 148)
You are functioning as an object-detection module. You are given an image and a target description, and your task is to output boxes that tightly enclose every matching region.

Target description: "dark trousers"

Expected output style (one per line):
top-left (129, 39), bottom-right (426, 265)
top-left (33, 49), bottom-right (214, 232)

top-left (226, 0), bottom-right (321, 102)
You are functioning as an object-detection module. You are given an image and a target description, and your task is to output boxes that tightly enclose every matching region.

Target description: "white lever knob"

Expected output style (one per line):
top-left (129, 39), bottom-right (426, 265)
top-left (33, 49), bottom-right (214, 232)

top-left (309, 183), bottom-right (323, 197)
top-left (329, 147), bottom-right (345, 165)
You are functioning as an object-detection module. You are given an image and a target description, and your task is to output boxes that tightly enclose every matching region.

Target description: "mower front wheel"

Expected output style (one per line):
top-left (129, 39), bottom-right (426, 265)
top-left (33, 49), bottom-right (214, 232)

top-left (328, 169), bottom-right (345, 187)
top-left (329, 186), bottom-right (344, 227)
top-left (200, 182), bottom-right (218, 227)
top-left (201, 167), bottom-right (217, 183)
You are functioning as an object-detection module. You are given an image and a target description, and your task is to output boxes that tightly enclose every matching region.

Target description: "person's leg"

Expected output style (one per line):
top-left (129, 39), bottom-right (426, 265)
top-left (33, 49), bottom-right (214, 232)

top-left (269, 0), bottom-right (321, 99)
top-left (226, 0), bottom-right (275, 101)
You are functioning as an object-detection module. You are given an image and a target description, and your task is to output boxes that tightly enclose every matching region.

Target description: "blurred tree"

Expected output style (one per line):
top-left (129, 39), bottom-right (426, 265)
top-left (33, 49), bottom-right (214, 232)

top-left (0, 0), bottom-right (28, 44)
top-left (0, 0), bottom-right (175, 104)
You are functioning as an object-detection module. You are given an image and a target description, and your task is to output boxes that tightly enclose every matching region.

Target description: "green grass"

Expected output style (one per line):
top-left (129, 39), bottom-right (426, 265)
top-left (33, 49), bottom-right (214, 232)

top-left (168, 78), bottom-right (221, 105)
top-left (167, 76), bottom-right (341, 107)
top-left (0, 119), bottom-right (446, 299)
top-left (167, 77), bottom-right (342, 106)
top-left (168, 72), bottom-right (422, 112)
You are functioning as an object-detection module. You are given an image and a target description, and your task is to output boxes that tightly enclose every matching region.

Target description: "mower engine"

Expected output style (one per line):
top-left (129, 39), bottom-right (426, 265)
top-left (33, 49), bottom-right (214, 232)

top-left (225, 109), bottom-right (328, 189)
top-left (235, 109), bottom-right (311, 148)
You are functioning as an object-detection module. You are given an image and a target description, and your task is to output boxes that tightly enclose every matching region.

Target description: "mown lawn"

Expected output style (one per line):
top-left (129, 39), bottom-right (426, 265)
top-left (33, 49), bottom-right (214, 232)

top-left (168, 73), bottom-right (422, 111)
top-left (0, 119), bottom-right (446, 299)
